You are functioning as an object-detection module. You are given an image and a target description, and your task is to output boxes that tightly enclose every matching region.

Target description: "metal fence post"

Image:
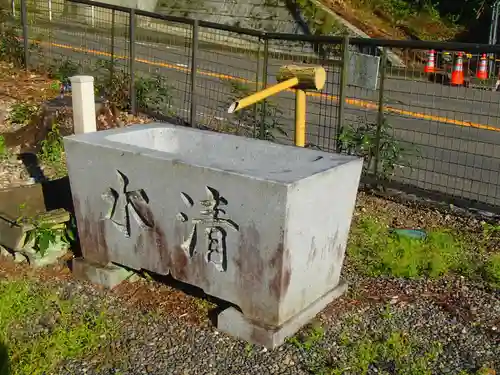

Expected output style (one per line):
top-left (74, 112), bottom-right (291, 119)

top-left (190, 19), bottom-right (199, 127)
top-left (374, 47), bottom-right (387, 179)
top-left (129, 8), bottom-right (136, 114)
top-left (109, 9), bottom-right (116, 86)
top-left (253, 36), bottom-right (261, 138)
top-left (336, 34), bottom-right (349, 152)
top-left (260, 36), bottom-right (269, 140)
top-left (20, 0), bottom-right (29, 70)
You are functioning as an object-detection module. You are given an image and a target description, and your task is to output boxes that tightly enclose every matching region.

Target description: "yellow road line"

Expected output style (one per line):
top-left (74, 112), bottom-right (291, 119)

top-left (40, 39), bottom-right (500, 133)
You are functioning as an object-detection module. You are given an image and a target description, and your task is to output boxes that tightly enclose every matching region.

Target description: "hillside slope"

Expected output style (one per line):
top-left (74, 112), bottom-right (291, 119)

top-left (320, 0), bottom-right (492, 42)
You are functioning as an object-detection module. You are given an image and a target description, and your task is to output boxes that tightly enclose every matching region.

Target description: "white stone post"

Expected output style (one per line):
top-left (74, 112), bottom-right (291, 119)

top-left (70, 76), bottom-right (97, 134)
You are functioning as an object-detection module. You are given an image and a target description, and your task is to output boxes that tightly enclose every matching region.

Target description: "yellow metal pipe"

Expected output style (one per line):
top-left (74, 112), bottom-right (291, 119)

top-left (227, 77), bottom-right (299, 113)
top-left (295, 89), bottom-right (306, 147)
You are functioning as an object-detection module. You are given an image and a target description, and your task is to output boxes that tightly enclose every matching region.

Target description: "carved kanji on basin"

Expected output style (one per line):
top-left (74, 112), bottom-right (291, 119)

top-left (176, 186), bottom-right (239, 272)
top-left (101, 170), bottom-right (152, 237)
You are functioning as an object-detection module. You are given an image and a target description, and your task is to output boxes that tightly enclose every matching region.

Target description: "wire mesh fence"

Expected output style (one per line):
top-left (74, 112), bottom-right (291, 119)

top-left (4, 0), bottom-right (500, 213)
top-left (349, 42), bottom-right (500, 209)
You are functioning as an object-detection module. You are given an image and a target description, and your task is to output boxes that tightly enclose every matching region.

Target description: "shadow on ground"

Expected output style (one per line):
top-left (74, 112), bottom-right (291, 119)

top-left (0, 342), bottom-right (9, 375)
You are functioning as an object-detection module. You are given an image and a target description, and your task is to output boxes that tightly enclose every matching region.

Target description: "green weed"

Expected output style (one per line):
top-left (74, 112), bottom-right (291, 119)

top-left (288, 323), bottom-right (325, 352)
top-left (348, 217), bottom-right (472, 279)
top-left (7, 102), bottom-right (39, 126)
top-left (0, 280), bottom-right (117, 375)
top-left (0, 135), bottom-right (7, 159)
top-left (338, 116), bottom-right (417, 181)
top-left (483, 253), bottom-right (500, 287)
top-left (0, 9), bottom-right (25, 68)
top-left (48, 58), bottom-right (82, 85)
top-left (92, 59), bottom-right (131, 110)
top-left (335, 330), bottom-right (442, 375)
top-left (38, 121), bottom-right (66, 177)
top-left (135, 74), bottom-right (174, 116)
top-left (23, 220), bottom-right (75, 257)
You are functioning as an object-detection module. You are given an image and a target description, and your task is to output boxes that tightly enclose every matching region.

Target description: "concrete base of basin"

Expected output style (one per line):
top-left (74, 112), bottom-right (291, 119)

top-left (72, 257), bottom-right (134, 289)
top-left (217, 280), bottom-right (348, 349)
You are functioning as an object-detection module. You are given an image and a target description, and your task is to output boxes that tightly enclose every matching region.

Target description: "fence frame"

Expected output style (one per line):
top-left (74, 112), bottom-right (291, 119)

top-left (8, 0), bottom-right (500, 216)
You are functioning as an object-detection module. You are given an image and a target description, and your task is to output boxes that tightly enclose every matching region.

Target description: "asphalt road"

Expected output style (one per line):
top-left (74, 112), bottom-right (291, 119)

top-left (33, 26), bottom-right (500, 209)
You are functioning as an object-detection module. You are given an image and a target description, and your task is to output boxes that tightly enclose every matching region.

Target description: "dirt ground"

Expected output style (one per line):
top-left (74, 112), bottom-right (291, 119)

top-left (0, 62), bottom-right (151, 189)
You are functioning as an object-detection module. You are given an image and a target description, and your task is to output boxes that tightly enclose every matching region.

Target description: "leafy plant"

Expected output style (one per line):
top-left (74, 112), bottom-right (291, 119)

top-left (48, 58), bottom-right (82, 88)
top-left (135, 74), bottom-right (174, 116)
top-left (20, 210), bottom-right (76, 257)
top-left (0, 9), bottom-right (25, 68)
top-left (24, 222), bottom-right (72, 257)
top-left (92, 59), bottom-right (131, 110)
top-left (7, 102), bottom-right (39, 125)
top-left (38, 122), bottom-right (64, 164)
top-left (338, 116), bottom-right (416, 180)
top-left (223, 81), bottom-right (287, 141)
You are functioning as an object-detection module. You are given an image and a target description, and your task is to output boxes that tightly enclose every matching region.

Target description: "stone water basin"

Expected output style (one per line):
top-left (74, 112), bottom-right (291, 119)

top-left (64, 123), bottom-right (363, 347)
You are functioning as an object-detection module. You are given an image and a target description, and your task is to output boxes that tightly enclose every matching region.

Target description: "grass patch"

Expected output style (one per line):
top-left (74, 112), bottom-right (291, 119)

top-left (483, 253), bottom-right (500, 288)
top-left (346, 216), bottom-right (500, 286)
top-left (0, 279), bottom-right (117, 375)
top-left (289, 307), bottom-right (495, 375)
top-left (330, 329), bottom-right (443, 375)
top-left (288, 316), bottom-right (443, 374)
top-left (348, 217), bottom-right (473, 279)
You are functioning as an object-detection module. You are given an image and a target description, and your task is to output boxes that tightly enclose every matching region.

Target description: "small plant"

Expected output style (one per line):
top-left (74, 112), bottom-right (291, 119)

top-left (0, 135), bottom-right (7, 159)
top-left (48, 58), bottom-right (82, 89)
top-left (288, 323), bottom-right (325, 352)
top-left (135, 74), bottom-right (174, 117)
top-left (288, 323), bottom-right (329, 374)
top-left (328, 328), bottom-right (443, 375)
top-left (23, 221), bottom-right (74, 257)
top-left (0, 9), bottom-right (24, 67)
top-left (7, 102), bottom-right (39, 125)
top-left (37, 121), bottom-right (67, 177)
top-left (338, 116), bottom-right (416, 181)
top-left (18, 210), bottom-right (76, 257)
top-left (92, 59), bottom-right (131, 110)
top-left (482, 221), bottom-right (500, 238)
top-left (49, 59), bottom-right (82, 83)
top-left (38, 122), bottom-right (64, 164)
top-left (223, 81), bottom-right (287, 141)
top-left (483, 253), bottom-right (500, 287)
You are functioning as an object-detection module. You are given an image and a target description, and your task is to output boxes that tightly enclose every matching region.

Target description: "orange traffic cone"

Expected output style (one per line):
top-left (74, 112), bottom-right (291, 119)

top-left (476, 53), bottom-right (488, 80)
top-left (424, 50), bottom-right (436, 73)
top-left (451, 52), bottom-right (464, 85)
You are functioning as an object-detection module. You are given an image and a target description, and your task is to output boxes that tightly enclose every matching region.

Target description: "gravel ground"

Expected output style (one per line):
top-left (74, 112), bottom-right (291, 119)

top-left (3, 258), bottom-right (497, 375)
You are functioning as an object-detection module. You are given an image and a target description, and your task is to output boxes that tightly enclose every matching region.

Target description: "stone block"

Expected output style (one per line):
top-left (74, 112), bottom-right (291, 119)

top-left (72, 257), bottom-right (133, 289)
top-left (64, 123), bottom-right (363, 347)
